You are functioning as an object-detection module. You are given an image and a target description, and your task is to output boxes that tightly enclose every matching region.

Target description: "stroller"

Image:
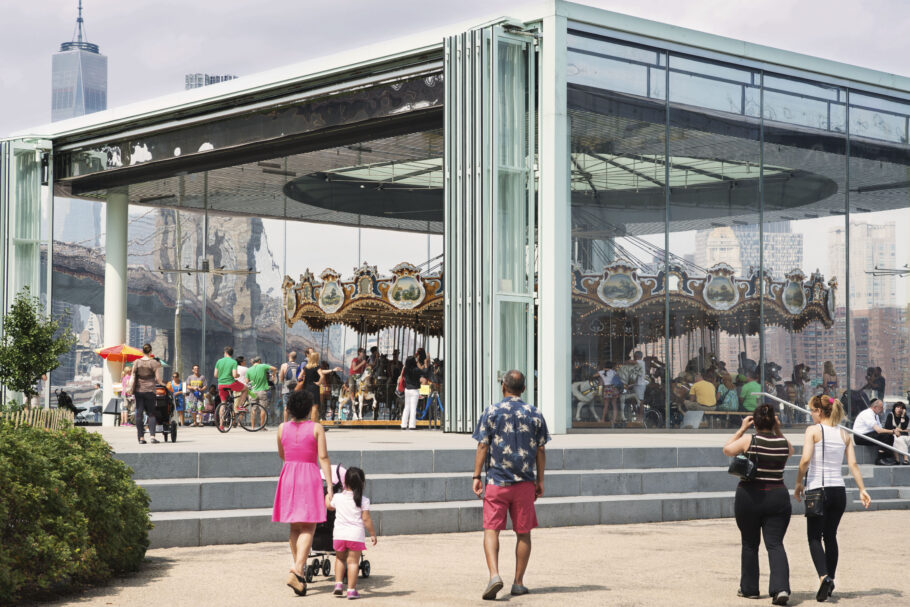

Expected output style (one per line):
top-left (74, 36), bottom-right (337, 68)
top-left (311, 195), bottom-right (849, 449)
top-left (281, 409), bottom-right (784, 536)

top-left (150, 384), bottom-right (179, 442)
top-left (302, 464), bottom-right (372, 583)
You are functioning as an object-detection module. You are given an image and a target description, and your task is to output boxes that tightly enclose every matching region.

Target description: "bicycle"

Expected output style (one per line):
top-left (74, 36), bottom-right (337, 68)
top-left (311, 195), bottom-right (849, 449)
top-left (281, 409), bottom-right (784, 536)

top-left (215, 391), bottom-right (267, 433)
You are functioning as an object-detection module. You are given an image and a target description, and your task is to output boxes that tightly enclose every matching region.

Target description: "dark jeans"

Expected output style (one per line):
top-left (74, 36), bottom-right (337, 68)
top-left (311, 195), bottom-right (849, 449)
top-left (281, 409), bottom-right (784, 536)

top-left (806, 486), bottom-right (847, 579)
top-left (855, 431), bottom-right (894, 460)
top-left (134, 391), bottom-right (157, 440)
top-left (734, 483), bottom-right (792, 596)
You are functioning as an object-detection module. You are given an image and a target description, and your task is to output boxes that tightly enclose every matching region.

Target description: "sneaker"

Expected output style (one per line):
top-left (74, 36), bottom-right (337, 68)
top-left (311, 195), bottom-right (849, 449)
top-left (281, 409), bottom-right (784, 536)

top-left (482, 576), bottom-right (503, 600)
top-left (511, 584), bottom-right (529, 596)
top-left (333, 583), bottom-right (344, 596)
top-left (772, 590), bottom-right (789, 605)
top-left (347, 589), bottom-right (360, 600)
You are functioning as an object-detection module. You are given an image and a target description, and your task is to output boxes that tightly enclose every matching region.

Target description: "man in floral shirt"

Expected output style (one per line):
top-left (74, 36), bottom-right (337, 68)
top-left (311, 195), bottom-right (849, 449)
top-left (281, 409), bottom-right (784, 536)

top-left (472, 370), bottom-right (550, 600)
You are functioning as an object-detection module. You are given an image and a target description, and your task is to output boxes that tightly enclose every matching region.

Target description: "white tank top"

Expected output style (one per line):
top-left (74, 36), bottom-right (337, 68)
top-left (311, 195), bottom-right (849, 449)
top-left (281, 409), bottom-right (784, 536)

top-left (806, 424), bottom-right (846, 490)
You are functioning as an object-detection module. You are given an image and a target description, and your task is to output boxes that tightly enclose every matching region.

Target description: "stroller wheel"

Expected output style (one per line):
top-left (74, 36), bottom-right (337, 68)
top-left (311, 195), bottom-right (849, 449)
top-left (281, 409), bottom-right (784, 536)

top-left (171, 422), bottom-right (178, 442)
top-left (305, 564), bottom-right (314, 584)
top-left (322, 559), bottom-right (332, 576)
top-left (360, 560), bottom-right (371, 578)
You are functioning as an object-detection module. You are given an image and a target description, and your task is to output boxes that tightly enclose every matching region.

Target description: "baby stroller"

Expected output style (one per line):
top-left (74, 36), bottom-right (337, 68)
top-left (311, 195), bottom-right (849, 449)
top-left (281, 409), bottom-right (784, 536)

top-left (151, 384), bottom-right (179, 442)
top-left (303, 464), bottom-right (372, 583)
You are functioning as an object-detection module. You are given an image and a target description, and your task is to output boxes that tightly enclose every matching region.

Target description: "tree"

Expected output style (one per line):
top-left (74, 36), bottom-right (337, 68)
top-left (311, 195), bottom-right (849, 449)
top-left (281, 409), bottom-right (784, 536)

top-left (0, 286), bottom-right (76, 399)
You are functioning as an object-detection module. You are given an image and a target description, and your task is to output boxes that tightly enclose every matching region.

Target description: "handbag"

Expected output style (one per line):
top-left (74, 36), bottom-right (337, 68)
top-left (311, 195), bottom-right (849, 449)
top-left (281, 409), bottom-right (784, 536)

top-left (728, 435), bottom-right (757, 481)
top-left (396, 372), bottom-right (406, 393)
top-left (804, 424), bottom-right (826, 517)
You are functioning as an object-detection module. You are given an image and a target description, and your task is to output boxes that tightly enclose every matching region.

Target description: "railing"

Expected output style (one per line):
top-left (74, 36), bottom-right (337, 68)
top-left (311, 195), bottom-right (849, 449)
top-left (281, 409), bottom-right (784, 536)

top-left (759, 392), bottom-right (910, 459)
top-left (0, 407), bottom-right (74, 431)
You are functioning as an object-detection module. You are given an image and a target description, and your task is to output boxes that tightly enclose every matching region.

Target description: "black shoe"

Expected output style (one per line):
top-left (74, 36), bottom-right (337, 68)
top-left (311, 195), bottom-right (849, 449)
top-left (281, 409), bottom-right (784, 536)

top-left (816, 576), bottom-right (833, 602)
top-left (875, 457), bottom-right (897, 466)
top-left (772, 590), bottom-right (789, 605)
top-left (737, 589), bottom-right (760, 599)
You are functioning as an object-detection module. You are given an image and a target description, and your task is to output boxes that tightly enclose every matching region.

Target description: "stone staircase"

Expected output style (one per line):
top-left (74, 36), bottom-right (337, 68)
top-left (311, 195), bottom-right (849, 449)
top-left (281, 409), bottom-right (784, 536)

top-left (114, 445), bottom-right (910, 549)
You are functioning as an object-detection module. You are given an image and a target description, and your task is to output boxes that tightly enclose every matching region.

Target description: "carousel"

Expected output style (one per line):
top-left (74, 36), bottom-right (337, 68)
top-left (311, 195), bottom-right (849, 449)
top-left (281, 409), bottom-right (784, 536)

top-left (283, 261), bottom-right (444, 427)
top-left (570, 258), bottom-right (838, 428)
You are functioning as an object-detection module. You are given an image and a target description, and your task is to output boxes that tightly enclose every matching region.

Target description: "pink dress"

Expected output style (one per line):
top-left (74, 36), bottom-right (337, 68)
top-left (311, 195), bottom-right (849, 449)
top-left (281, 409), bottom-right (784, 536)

top-left (272, 421), bottom-right (326, 523)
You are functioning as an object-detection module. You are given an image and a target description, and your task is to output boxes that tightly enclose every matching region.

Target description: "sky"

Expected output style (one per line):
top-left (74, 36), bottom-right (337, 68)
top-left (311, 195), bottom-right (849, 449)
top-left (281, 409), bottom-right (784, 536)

top-left (2, 0), bottom-right (910, 136)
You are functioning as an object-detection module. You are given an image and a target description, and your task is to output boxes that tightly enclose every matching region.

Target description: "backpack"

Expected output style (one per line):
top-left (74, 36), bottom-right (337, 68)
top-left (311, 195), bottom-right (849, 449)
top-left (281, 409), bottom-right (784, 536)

top-left (284, 362), bottom-right (300, 390)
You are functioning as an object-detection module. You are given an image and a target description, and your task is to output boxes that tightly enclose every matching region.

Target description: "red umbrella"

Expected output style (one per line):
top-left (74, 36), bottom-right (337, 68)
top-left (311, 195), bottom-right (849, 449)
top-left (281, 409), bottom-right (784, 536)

top-left (95, 344), bottom-right (144, 363)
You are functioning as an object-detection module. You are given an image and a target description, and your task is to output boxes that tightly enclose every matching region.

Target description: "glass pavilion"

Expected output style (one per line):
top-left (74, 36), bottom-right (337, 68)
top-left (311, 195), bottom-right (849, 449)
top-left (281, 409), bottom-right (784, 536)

top-left (2, 1), bottom-right (908, 432)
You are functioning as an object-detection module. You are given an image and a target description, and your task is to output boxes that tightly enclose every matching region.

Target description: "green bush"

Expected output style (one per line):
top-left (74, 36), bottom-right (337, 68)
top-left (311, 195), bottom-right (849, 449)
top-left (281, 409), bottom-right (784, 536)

top-left (0, 422), bottom-right (151, 604)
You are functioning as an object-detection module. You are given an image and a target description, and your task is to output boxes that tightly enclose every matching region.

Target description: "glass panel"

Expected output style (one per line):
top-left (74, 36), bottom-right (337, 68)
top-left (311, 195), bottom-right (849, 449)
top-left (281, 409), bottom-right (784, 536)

top-left (762, 73), bottom-right (847, 421)
top-left (668, 55), bottom-right (761, 428)
top-left (498, 301), bottom-right (529, 381)
top-left (11, 148), bottom-right (42, 298)
top-left (567, 32), bottom-right (666, 101)
top-left (568, 37), bottom-right (668, 428)
top-left (848, 91), bottom-right (910, 414)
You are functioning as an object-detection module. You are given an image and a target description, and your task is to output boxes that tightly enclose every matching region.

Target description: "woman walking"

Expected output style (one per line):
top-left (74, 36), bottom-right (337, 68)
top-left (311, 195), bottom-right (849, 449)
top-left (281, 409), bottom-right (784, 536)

top-left (130, 344), bottom-right (163, 444)
top-left (723, 404), bottom-right (794, 605)
top-left (273, 390), bottom-right (333, 596)
top-left (794, 395), bottom-right (872, 601)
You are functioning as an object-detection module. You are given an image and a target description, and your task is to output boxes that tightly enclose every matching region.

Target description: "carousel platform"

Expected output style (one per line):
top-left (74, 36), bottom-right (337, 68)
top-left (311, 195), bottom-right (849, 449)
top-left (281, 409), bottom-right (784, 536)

top-left (90, 427), bottom-right (910, 549)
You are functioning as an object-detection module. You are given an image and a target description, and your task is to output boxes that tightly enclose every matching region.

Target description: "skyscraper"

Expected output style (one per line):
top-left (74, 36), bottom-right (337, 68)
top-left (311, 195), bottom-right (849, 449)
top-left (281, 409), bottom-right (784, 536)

top-left (185, 73), bottom-right (238, 90)
top-left (52, 1), bottom-right (107, 122)
top-left (830, 221), bottom-right (897, 310)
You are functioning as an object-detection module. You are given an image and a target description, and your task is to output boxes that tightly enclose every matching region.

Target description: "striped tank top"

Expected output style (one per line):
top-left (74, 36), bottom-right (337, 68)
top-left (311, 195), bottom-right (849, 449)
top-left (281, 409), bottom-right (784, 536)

top-left (746, 433), bottom-right (790, 486)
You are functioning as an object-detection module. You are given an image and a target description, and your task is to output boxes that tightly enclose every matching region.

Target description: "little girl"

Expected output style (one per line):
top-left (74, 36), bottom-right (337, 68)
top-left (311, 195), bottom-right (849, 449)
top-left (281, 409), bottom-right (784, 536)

top-left (326, 467), bottom-right (377, 599)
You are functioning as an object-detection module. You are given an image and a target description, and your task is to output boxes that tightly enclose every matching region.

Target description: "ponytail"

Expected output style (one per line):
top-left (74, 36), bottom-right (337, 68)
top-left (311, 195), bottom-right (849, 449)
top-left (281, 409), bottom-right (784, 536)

top-left (809, 394), bottom-right (845, 426)
top-left (344, 466), bottom-right (366, 509)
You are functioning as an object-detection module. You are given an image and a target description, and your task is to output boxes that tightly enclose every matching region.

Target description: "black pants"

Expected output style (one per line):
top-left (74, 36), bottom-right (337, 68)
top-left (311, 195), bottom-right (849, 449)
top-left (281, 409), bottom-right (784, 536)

top-left (734, 483), bottom-right (792, 596)
top-left (134, 391), bottom-right (157, 440)
top-left (806, 486), bottom-right (847, 579)
top-left (855, 431), bottom-right (894, 460)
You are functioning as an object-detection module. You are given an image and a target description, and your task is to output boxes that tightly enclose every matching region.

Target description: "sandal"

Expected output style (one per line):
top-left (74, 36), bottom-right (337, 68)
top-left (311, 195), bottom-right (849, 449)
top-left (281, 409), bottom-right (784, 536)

top-left (287, 571), bottom-right (307, 596)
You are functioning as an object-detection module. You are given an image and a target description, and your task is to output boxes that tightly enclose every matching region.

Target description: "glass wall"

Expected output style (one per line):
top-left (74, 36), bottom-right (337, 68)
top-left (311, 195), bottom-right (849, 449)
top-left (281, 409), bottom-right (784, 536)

top-left (567, 25), bottom-right (910, 429)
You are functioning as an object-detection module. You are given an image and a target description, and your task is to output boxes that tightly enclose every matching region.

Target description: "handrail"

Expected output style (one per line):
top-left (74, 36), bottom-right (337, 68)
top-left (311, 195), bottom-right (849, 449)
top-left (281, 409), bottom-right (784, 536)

top-left (758, 392), bottom-right (910, 459)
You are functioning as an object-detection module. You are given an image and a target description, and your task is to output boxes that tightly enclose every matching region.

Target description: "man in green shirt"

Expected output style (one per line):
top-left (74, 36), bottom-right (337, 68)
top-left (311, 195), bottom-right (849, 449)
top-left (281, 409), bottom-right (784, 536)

top-left (739, 369), bottom-right (762, 412)
top-left (214, 346), bottom-right (248, 411)
top-left (246, 356), bottom-right (276, 429)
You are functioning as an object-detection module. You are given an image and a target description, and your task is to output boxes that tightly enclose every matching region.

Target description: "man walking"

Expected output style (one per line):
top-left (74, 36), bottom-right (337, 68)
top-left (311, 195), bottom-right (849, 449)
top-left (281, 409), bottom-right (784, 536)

top-left (245, 356), bottom-right (276, 430)
top-left (186, 364), bottom-right (207, 427)
top-left (472, 370), bottom-right (550, 600)
top-left (278, 351), bottom-right (300, 422)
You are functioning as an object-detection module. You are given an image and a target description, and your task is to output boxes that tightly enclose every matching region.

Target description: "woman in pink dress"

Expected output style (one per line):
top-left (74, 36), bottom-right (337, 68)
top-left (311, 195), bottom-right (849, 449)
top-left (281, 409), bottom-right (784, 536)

top-left (273, 390), bottom-right (333, 595)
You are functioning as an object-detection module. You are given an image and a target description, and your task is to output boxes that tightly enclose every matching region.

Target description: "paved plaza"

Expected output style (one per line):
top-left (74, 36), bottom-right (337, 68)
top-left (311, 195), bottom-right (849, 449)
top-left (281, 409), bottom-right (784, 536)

top-left (41, 511), bottom-right (908, 606)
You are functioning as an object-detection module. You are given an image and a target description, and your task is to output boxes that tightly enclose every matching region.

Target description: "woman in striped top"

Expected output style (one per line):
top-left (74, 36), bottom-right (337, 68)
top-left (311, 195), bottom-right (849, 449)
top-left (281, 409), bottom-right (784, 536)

top-left (793, 395), bottom-right (871, 602)
top-left (723, 404), bottom-right (794, 605)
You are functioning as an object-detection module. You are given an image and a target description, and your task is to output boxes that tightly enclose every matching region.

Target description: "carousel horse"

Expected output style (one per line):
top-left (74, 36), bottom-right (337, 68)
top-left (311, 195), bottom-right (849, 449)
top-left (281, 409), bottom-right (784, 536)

top-left (572, 376), bottom-right (601, 421)
top-left (615, 362), bottom-right (644, 417)
top-left (355, 365), bottom-right (378, 420)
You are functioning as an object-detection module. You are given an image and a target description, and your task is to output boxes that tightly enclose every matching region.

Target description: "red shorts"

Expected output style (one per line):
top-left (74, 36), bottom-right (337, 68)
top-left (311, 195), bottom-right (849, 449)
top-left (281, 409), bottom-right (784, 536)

top-left (218, 381), bottom-right (246, 402)
top-left (483, 481), bottom-right (538, 533)
top-left (333, 539), bottom-right (366, 552)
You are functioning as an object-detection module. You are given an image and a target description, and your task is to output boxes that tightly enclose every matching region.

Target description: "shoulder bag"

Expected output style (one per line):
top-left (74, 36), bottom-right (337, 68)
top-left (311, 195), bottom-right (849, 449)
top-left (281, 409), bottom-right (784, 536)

top-left (727, 434), bottom-right (757, 481)
top-left (804, 424), bottom-right (826, 517)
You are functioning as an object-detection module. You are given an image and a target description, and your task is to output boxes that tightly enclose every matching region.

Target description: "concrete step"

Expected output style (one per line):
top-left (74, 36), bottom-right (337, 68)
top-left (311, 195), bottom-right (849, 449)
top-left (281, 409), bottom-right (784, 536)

top-left (137, 465), bottom-right (910, 512)
top-left (148, 487), bottom-right (910, 548)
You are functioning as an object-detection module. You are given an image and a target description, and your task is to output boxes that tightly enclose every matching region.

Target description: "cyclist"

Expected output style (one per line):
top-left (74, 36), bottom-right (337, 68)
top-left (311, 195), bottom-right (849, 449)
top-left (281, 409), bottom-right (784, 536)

top-left (246, 356), bottom-right (276, 430)
top-left (214, 346), bottom-right (249, 419)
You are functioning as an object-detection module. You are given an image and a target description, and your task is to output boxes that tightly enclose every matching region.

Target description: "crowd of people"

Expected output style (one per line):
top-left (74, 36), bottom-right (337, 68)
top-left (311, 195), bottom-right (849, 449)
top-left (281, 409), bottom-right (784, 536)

top-left (115, 343), bottom-right (444, 440)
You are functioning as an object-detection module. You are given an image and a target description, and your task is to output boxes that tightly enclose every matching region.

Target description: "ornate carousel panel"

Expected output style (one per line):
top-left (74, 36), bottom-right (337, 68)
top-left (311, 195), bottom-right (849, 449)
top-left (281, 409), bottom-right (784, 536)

top-left (283, 262), bottom-right (443, 335)
top-left (572, 261), bottom-right (837, 341)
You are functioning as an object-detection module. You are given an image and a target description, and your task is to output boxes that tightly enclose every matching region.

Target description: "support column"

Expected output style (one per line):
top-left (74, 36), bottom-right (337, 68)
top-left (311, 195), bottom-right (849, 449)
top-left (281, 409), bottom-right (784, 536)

top-left (538, 12), bottom-right (570, 433)
top-left (102, 188), bottom-right (128, 426)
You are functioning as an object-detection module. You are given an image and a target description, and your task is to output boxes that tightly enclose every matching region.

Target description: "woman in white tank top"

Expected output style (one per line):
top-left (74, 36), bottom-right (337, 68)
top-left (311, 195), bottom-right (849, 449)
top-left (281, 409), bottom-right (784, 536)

top-left (794, 395), bottom-right (871, 602)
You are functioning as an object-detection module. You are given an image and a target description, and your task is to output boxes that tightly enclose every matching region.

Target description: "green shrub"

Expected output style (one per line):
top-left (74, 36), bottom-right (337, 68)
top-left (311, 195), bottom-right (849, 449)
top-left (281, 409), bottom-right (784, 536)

top-left (0, 422), bottom-right (151, 604)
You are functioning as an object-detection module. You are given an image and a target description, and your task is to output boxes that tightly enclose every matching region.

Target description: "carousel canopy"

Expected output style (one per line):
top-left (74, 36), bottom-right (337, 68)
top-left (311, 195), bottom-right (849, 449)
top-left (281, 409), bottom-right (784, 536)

top-left (283, 262), bottom-right (443, 336)
top-left (572, 261), bottom-right (837, 341)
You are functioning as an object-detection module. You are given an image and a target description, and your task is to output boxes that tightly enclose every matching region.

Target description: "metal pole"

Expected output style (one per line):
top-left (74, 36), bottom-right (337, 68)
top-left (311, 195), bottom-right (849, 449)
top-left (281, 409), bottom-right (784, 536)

top-left (759, 392), bottom-right (910, 459)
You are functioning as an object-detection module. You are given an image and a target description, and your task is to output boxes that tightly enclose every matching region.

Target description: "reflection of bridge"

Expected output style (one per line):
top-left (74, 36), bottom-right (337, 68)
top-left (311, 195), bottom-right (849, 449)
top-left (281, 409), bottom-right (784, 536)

top-left (47, 241), bottom-right (315, 366)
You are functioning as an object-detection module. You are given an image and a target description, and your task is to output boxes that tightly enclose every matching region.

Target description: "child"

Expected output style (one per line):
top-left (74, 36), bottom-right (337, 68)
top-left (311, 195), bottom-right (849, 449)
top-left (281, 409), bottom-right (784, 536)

top-left (326, 467), bottom-right (377, 599)
top-left (597, 362), bottom-right (622, 423)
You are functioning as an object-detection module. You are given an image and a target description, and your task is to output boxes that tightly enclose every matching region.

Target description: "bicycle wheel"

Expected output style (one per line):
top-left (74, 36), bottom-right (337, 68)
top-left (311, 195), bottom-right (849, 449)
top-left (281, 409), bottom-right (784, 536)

top-left (215, 404), bottom-right (233, 433)
top-left (239, 404), bottom-right (267, 432)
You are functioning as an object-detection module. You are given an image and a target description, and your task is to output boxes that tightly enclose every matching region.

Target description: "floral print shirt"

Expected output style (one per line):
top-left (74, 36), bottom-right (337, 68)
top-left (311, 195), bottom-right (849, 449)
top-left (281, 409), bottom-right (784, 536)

top-left (472, 396), bottom-right (550, 486)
